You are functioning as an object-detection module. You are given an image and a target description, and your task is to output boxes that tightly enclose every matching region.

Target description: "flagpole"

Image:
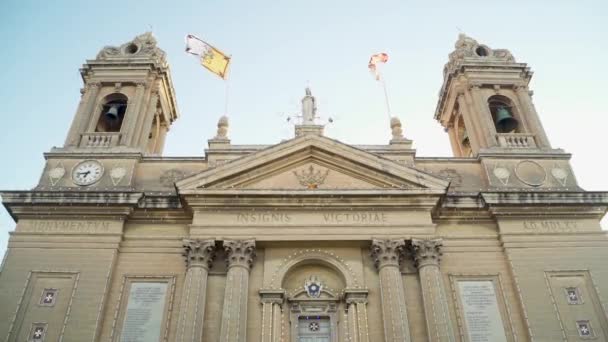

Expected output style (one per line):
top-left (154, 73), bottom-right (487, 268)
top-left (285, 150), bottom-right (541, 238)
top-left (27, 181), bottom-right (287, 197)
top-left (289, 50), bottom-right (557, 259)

top-left (379, 70), bottom-right (392, 123)
top-left (224, 78), bottom-right (230, 116)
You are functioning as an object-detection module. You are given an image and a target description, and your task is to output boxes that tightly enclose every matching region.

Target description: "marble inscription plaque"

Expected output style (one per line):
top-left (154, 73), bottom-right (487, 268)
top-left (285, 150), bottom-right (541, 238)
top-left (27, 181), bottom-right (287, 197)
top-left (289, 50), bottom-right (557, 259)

top-left (458, 281), bottom-right (507, 342)
top-left (120, 282), bottom-right (168, 342)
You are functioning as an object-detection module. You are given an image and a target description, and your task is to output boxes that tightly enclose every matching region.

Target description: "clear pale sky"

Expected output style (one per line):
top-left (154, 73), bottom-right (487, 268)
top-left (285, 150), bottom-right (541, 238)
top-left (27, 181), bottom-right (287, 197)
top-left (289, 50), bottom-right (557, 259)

top-left (1, 0), bottom-right (607, 256)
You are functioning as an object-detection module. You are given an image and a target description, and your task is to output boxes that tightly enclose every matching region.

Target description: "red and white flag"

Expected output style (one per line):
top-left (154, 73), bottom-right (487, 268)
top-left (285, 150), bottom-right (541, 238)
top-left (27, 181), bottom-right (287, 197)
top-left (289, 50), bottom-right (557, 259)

top-left (368, 52), bottom-right (389, 81)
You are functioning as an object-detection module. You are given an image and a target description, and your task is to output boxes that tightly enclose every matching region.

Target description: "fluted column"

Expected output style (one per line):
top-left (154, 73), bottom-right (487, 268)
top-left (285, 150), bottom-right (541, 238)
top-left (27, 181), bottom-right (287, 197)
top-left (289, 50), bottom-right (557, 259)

top-left (176, 239), bottom-right (216, 342)
top-left (65, 82), bottom-right (101, 146)
top-left (370, 239), bottom-right (411, 342)
top-left (260, 289), bottom-right (285, 342)
top-left (411, 238), bottom-right (456, 342)
top-left (220, 239), bottom-right (256, 342)
top-left (345, 289), bottom-right (370, 342)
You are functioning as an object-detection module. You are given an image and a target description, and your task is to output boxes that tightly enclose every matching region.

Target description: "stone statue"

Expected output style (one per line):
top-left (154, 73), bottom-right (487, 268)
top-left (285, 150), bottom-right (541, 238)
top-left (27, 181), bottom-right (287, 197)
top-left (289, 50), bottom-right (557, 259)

top-left (390, 116), bottom-right (404, 140)
top-left (301, 87), bottom-right (317, 124)
top-left (215, 115), bottom-right (229, 139)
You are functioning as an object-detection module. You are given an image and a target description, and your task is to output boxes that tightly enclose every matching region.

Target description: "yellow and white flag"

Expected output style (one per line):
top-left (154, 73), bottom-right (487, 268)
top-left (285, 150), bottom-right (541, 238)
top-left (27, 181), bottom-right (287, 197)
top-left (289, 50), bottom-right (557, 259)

top-left (185, 34), bottom-right (230, 79)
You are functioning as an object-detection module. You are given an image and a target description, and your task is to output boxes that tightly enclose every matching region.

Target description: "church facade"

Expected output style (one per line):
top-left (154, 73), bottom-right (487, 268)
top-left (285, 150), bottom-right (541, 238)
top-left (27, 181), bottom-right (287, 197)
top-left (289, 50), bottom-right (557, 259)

top-left (1, 33), bottom-right (608, 342)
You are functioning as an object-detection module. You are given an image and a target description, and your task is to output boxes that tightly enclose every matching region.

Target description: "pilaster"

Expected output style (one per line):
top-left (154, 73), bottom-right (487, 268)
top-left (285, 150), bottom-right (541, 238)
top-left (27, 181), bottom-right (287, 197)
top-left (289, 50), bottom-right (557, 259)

top-left (514, 85), bottom-right (551, 148)
top-left (121, 82), bottom-right (146, 146)
top-left (219, 239), bottom-right (256, 342)
top-left (345, 289), bottom-right (370, 342)
top-left (370, 239), bottom-right (411, 342)
top-left (175, 239), bottom-right (216, 342)
top-left (137, 88), bottom-right (160, 149)
top-left (260, 289), bottom-right (285, 342)
top-left (65, 82), bottom-right (100, 146)
top-left (411, 238), bottom-right (456, 342)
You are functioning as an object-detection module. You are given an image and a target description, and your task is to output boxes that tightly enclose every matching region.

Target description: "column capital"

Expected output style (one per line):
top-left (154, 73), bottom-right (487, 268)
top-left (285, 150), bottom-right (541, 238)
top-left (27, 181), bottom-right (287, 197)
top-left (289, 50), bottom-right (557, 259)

top-left (344, 288), bottom-right (369, 305)
top-left (411, 238), bottom-right (443, 268)
top-left (224, 239), bottom-right (256, 270)
top-left (87, 82), bottom-right (102, 89)
top-left (370, 238), bottom-right (406, 270)
top-left (182, 239), bottom-right (216, 269)
top-left (259, 289), bottom-right (285, 304)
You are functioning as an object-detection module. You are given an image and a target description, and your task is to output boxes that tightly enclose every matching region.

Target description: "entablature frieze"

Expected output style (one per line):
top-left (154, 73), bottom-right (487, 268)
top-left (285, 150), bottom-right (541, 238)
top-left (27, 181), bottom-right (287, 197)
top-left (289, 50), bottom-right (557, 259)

top-left (1, 190), bottom-right (142, 220)
top-left (482, 191), bottom-right (608, 220)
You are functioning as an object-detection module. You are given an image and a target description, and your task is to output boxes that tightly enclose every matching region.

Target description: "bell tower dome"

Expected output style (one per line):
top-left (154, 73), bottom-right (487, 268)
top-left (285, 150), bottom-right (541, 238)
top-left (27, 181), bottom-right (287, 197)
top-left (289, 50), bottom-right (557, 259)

top-left (61, 32), bottom-right (178, 155)
top-left (434, 34), bottom-right (551, 157)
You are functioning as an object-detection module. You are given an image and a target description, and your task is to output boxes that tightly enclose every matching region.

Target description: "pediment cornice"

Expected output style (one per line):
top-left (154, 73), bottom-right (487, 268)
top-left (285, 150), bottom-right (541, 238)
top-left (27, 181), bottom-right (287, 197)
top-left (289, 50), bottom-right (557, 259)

top-left (177, 135), bottom-right (449, 196)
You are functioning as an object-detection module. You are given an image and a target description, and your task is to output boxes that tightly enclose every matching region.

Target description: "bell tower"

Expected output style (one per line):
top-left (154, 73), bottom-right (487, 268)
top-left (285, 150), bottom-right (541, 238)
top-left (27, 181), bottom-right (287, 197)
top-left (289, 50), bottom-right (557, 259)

top-left (62, 32), bottom-right (178, 155)
top-left (435, 34), bottom-right (552, 157)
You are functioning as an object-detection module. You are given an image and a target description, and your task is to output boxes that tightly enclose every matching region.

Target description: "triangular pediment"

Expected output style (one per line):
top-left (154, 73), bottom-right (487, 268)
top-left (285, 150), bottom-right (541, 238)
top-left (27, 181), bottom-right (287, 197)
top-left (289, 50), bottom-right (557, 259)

top-left (176, 135), bottom-right (449, 193)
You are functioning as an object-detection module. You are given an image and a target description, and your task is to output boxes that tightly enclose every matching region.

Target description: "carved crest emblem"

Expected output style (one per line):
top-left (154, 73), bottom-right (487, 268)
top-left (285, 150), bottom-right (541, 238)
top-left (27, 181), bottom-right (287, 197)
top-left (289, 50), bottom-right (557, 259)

top-left (304, 275), bottom-right (323, 298)
top-left (293, 165), bottom-right (330, 189)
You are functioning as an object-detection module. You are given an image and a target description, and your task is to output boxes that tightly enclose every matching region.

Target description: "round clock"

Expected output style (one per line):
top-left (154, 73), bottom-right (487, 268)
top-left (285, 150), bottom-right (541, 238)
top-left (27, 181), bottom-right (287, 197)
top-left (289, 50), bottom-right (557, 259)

top-left (72, 160), bottom-right (104, 186)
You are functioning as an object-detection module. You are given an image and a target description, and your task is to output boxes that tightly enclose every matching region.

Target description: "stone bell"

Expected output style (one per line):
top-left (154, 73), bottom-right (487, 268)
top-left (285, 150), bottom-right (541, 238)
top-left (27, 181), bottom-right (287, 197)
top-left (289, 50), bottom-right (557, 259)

top-left (494, 106), bottom-right (518, 133)
top-left (104, 104), bottom-right (120, 120)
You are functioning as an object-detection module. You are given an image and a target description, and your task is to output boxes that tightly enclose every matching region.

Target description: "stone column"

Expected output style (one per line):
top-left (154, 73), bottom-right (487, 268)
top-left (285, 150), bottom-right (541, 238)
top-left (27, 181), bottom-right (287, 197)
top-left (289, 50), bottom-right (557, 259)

top-left (175, 239), bottom-right (216, 342)
top-left (259, 289), bottom-right (285, 342)
top-left (120, 82), bottom-right (146, 146)
top-left (370, 239), bottom-right (411, 342)
top-left (219, 239), bottom-right (256, 342)
top-left (345, 289), bottom-right (370, 342)
top-left (411, 238), bottom-right (456, 342)
top-left (65, 82), bottom-right (101, 146)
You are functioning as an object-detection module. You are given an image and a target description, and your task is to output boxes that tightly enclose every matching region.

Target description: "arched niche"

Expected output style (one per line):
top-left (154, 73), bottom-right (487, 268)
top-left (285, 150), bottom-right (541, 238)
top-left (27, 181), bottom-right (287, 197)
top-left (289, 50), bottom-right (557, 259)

top-left (271, 250), bottom-right (359, 290)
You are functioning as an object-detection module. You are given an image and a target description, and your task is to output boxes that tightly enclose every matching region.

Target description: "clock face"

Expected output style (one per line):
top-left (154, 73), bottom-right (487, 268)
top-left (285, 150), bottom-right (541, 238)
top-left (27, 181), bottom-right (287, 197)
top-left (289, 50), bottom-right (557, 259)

top-left (72, 160), bottom-right (104, 186)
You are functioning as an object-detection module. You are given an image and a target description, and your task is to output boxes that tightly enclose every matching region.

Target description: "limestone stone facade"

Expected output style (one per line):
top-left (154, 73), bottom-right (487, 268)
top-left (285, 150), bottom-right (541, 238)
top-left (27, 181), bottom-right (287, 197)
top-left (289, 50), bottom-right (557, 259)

top-left (1, 33), bottom-right (608, 342)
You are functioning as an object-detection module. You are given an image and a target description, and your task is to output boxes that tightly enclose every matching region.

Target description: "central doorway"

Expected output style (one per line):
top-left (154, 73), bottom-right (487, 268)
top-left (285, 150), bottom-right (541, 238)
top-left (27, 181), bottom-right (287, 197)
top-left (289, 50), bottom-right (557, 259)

top-left (298, 316), bottom-right (330, 342)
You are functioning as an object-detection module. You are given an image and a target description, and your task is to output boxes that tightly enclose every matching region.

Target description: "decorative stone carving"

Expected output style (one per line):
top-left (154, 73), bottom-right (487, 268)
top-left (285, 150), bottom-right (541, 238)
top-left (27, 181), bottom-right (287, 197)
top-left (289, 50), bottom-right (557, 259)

top-left (182, 239), bottom-right (216, 269)
top-left (493, 165), bottom-right (511, 186)
top-left (304, 275), bottom-right (323, 298)
top-left (515, 160), bottom-right (546, 187)
top-left (293, 165), bottom-right (330, 189)
top-left (444, 34), bottom-right (515, 76)
top-left (390, 116), bottom-right (404, 140)
top-left (215, 115), bottom-right (229, 139)
top-left (411, 238), bottom-right (443, 268)
top-left (551, 166), bottom-right (569, 186)
top-left (109, 166), bottom-right (127, 186)
top-left (224, 239), bottom-right (256, 270)
top-left (370, 239), bottom-right (406, 269)
top-left (96, 32), bottom-right (166, 61)
top-left (48, 164), bottom-right (66, 186)
top-left (438, 168), bottom-right (462, 186)
top-left (160, 169), bottom-right (186, 187)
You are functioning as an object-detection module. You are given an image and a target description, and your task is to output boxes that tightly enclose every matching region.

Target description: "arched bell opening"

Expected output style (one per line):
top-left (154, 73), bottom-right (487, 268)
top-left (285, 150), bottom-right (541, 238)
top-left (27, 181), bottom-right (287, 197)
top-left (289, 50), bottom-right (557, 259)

top-left (488, 95), bottom-right (519, 133)
top-left (95, 93), bottom-right (128, 133)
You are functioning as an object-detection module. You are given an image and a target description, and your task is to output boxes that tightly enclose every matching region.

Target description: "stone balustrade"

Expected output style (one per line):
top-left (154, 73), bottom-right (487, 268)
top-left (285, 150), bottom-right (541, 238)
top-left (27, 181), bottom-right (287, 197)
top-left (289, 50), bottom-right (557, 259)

top-left (79, 132), bottom-right (121, 147)
top-left (496, 133), bottom-right (537, 148)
